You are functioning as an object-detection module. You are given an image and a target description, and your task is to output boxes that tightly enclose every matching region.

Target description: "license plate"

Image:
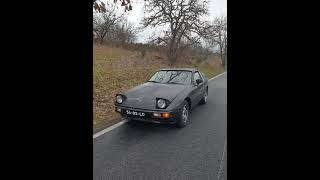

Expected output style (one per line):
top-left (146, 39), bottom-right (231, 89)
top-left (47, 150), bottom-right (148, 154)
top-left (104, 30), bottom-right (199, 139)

top-left (125, 110), bottom-right (146, 117)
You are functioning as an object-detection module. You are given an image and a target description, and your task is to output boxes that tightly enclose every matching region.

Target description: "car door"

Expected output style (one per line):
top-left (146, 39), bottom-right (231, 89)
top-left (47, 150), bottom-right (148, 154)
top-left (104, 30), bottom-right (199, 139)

top-left (193, 71), bottom-right (206, 103)
top-left (199, 71), bottom-right (208, 93)
top-left (188, 72), bottom-right (199, 109)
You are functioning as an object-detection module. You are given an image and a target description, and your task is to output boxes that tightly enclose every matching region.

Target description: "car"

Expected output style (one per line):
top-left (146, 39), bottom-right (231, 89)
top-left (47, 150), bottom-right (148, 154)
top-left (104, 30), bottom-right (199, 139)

top-left (114, 68), bottom-right (208, 128)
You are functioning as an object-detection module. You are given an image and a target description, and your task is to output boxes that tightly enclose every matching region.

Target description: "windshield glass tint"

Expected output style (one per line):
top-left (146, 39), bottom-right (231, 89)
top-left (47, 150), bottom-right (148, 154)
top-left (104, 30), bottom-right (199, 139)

top-left (149, 70), bottom-right (192, 85)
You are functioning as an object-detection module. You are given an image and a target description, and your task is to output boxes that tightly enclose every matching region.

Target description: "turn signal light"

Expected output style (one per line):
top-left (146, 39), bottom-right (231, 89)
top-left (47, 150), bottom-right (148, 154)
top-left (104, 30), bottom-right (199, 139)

top-left (162, 113), bottom-right (171, 118)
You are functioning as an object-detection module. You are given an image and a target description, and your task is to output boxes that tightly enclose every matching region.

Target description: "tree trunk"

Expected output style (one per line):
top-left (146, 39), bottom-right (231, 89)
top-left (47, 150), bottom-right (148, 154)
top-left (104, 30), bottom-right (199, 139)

top-left (219, 45), bottom-right (225, 68)
top-left (167, 51), bottom-right (175, 66)
top-left (167, 40), bottom-right (175, 66)
top-left (218, 32), bottom-right (225, 69)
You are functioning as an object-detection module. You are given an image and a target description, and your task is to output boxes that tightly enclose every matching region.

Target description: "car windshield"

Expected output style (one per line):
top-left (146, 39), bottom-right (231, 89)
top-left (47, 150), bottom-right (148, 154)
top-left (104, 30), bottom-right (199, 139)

top-left (148, 70), bottom-right (192, 85)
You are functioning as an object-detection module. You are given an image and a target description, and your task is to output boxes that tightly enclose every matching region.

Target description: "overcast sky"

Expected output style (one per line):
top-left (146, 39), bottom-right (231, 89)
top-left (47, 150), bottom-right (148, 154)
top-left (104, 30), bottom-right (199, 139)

top-left (101, 0), bottom-right (227, 43)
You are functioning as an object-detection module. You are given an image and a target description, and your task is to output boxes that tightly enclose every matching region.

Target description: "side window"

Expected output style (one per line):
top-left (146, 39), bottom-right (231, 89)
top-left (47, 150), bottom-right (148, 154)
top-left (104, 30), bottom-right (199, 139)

top-left (193, 72), bottom-right (203, 84)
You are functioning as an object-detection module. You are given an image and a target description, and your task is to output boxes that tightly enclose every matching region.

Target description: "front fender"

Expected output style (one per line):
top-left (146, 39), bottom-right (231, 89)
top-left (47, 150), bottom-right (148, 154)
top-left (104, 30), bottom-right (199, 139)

top-left (166, 86), bottom-right (193, 111)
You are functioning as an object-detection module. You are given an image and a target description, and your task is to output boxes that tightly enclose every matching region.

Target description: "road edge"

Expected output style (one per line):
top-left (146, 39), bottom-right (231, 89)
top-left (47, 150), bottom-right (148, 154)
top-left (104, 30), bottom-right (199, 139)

top-left (93, 119), bottom-right (128, 139)
top-left (93, 71), bottom-right (227, 139)
top-left (209, 71), bottom-right (226, 81)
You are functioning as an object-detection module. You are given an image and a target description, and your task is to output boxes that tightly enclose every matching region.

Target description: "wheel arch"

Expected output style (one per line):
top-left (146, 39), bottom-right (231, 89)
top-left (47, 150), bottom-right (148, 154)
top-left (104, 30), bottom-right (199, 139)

top-left (184, 97), bottom-right (191, 110)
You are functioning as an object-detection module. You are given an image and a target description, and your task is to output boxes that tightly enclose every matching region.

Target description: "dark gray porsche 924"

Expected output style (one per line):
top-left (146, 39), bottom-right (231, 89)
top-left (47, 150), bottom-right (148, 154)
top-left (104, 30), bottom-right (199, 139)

top-left (115, 68), bottom-right (208, 128)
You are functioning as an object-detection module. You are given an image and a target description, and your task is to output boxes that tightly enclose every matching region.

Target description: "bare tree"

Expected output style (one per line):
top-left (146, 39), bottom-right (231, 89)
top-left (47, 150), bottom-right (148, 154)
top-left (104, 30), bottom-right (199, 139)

top-left (116, 20), bottom-right (139, 46)
top-left (93, 5), bottom-right (124, 44)
top-left (142, 0), bottom-right (209, 65)
top-left (204, 16), bottom-right (227, 68)
top-left (215, 16), bottom-right (227, 68)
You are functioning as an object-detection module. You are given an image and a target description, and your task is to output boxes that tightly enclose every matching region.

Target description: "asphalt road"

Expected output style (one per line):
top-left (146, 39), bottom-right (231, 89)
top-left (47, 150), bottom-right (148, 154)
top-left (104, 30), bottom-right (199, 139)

top-left (93, 73), bottom-right (227, 180)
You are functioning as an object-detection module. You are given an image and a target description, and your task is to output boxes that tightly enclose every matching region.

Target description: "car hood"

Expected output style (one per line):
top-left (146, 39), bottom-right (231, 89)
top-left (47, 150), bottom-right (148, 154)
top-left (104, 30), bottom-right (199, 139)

top-left (121, 82), bottom-right (188, 110)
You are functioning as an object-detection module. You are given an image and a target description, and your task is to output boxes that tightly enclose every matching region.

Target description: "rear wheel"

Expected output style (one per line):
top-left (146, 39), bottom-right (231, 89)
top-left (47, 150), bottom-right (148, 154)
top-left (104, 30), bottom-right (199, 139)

top-left (176, 100), bottom-right (189, 128)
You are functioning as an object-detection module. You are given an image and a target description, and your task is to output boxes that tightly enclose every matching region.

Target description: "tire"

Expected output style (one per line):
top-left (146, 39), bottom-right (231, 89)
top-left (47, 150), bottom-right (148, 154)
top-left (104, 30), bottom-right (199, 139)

top-left (176, 100), bottom-right (189, 128)
top-left (199, 89), bottom-right (208, 105)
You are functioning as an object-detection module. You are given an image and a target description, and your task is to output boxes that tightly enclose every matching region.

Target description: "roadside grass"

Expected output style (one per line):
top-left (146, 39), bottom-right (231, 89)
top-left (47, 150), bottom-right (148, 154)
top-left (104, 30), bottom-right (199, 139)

top-left (93, 45), bottom-right (225, 130)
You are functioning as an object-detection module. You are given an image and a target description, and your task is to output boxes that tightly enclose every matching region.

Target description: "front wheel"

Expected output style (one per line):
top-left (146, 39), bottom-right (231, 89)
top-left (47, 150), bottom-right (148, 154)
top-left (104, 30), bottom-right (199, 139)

top-left (176, 100), bottom-right (189, 128)
top-left (199, 89), bottom-right (208, 105)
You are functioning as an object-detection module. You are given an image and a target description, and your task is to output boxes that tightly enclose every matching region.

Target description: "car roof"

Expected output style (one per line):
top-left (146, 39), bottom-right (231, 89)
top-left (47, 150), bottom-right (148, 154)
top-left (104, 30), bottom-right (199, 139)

top-left (158, 68), bottom-right (199, 72)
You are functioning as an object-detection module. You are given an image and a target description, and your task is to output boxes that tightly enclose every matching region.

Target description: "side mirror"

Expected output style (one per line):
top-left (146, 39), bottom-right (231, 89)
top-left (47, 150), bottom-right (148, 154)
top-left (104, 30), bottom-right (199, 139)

top-left (196, 79), bottom-right (203, 85)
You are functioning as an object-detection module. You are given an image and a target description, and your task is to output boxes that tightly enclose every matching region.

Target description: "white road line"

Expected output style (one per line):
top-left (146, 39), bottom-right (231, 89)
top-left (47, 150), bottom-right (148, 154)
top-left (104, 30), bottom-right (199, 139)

top-left (209, 71), bottom-right (226, 81)
top-left (93, 119), bottom-right (128, 139)
top-left (217, 141), bottom-right (227, 180)
top-left (93, 71), bottom-right (227, 139)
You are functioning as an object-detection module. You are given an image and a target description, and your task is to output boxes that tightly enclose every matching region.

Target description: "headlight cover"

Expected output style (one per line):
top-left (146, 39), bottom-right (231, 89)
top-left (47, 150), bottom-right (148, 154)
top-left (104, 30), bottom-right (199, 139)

top-left (116, 94), bottom-right (126, 104)
top-left (156, 98), bottom-right (170, 109)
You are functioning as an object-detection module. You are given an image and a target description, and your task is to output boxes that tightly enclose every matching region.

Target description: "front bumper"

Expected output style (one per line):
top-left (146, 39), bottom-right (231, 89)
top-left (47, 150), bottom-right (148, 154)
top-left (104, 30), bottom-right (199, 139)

top-left (115, 106), bottom-right (178, 124)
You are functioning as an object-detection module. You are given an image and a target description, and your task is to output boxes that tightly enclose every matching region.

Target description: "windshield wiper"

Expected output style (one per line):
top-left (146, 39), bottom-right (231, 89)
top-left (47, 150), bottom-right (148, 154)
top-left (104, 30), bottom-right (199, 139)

top-left (166, 82), bottom-right (183, 85)
top-left (147, 80), bottom-right (160, 83)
